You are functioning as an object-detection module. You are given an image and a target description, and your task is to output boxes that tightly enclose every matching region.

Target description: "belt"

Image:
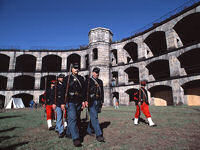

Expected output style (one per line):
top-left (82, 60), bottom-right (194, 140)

top-left (90, 94), bottom-right (100, 98)
top-left (69, 92), bottom-right (79, 96)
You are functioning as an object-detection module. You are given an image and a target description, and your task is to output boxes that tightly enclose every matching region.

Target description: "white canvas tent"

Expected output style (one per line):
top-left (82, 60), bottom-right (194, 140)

top-left (6, 98), bottom-right (25, 109)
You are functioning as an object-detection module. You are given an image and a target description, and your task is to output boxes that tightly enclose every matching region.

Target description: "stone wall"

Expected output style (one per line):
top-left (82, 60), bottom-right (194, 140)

top-left (0, 3), bottom-right (200, 107)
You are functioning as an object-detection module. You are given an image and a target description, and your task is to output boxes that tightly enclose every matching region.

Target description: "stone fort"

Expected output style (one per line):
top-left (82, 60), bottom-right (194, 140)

top-left (0, 1), bottom-right (200, 108)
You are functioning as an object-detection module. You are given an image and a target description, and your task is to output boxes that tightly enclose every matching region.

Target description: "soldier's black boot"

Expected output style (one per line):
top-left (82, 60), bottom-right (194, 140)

top-left (59, 132), bottom-right (65, 138)
top-left (96, 135), bottom-right (105, 142)
top-left (65, 134), bottom-right (72, 139)
top-left (73, 139), bottom-right (82, 147)
top-left (48, 126), bottom-right (54, 131)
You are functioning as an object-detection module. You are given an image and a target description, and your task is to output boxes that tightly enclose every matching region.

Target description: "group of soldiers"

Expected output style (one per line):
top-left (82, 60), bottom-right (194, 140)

top-left (41, 63), bottom-right (104, 147)
top-left (40, 63), bottom-right (157, 147)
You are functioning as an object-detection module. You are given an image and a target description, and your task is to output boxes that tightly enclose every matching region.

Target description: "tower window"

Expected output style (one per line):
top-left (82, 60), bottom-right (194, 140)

top-left (93, 48), bottom-right (98, 60)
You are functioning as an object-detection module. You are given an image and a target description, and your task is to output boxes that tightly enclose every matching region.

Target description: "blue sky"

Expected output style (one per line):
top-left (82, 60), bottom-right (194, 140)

top-left (0, 0), bottom-right (193, 50)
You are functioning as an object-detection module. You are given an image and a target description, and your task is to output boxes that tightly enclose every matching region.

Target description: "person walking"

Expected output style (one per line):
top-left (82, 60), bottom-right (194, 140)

top-left (85, 67), bottom-right (105, 142)
top-left (64, 63), bottom-right (86, 147)
top-left (52, 74), bottom-right (66, 138)
top-left (133, 80), bottom-right (156, 127)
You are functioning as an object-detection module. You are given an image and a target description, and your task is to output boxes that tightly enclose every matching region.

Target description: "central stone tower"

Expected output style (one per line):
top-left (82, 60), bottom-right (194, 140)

top-left (88, 27), bottom-right (113, 106)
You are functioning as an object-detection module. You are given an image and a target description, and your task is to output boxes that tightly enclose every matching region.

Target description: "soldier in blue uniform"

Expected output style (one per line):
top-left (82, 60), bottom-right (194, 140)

top-left (52, 74), bottom-right (66, 138)
top-left (64, 63), bottom-right (86, 147)
top-left (85, 67), bottom-right (105, 142)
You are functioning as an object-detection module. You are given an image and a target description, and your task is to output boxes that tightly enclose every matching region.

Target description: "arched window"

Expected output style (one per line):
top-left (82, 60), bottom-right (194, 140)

top-left (13, 75), bottom-right (35, 90)
top-left (0, 54), bottom-right (10, 72)
top-left (42, 55), bottom-right (62, 72)
top-left (124, 67), bottom-right (139, 83)
top-left (146, 60), bottom-right (170, 80)
top-left (177, 48), bottom-right (200, 75)
top-left (0, 76), bottom-right (7, 90)
top-left (67, 54), bottom-right (81, 71)
top-left (123, 42), bottom-right (138, 63)
top-left (15, 54), bottom-right (36, 72)
top-left (149, 85), bottom-right (173, 106)
top-left (173, 12), bottom-right (200, 45)
top-left (144, 31), bottom-right (167, 56)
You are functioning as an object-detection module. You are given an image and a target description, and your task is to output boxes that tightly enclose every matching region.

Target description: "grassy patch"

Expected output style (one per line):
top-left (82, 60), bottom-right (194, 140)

top-left (0, 106), bottom-right (200, 150)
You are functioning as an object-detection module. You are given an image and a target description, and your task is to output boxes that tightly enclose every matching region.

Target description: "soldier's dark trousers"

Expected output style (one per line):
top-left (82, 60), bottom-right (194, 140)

top-left (67, 102), bottom-right (82, 140)
top-left (87, 100), bottom-right (102, 137)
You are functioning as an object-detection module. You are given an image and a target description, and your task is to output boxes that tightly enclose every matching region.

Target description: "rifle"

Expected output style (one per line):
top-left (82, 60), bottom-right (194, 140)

top-left (139, 81), bottom-right (141, 105)
top-left (85, 67), bottom-right (92, 120)
top-left (54, 76), bottom-right (57, 106)
top-left (63, 64), bottom-right (72, 126)
top-left (65, 64), bottom-right (72, 105)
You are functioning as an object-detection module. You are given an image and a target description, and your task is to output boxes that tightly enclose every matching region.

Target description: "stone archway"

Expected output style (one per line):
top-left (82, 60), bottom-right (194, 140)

top-left (149, 85), bottom-right (173, 106)
top-left (182, 79), bottom-right (200, 106)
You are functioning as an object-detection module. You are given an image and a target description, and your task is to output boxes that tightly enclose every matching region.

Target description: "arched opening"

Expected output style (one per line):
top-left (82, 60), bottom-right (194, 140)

top-left (123, 42), bottom-right (138, 63)
top-left (124, 67), bottom-right (139, 83)
top-left (85, 54), bottom-right (89, 70)
top-left (125, 88), bottom-right (138, 103)
top-left (182, 80), bottom-right (200, 106)
top-left (93, 48), bottom-right (98, 60)
top-left (144, 31), bottom-right (167, 56)
top-left (0, 76), bottom-right (7, 90)
top-left (42, 55), bottom-right (62, 72)
top-left (149, 85), bottom-right (173, 106)
top-left (146, 60), bottom-right (170, 80)
top-left (67, 54), bottom-right (81, 71)
top-left (173, 13), bottom-right (200, 45)
top-left (111, 71), bottom-right (118, 86)
top-left (0, 54), bottom-right (10, 72)
top-left (15, 54), bottom-right (36, 72)
top-left (12, 93), bottom-right (33, 107)
top-left (0, 95), bottom-right (5, 109)
top-left (13, 75), bottom-right (35, 90)
top-left (111, 49), bottom-right (118, 65)
top-left (40, 75), bottom-right (56, 90)
top-left (177, 48), bottom-right (200, 75)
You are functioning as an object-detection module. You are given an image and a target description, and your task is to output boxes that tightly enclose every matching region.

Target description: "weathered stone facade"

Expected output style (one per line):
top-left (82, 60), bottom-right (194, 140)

top-left (0, 2), bottom-right (200, 107)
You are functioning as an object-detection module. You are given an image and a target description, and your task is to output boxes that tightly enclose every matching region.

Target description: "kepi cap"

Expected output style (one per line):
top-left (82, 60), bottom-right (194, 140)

top-left (72, 63), bottom-right (79, 69)
top-left (92, 67), bottom-right (100, 73)
top-left (58, 74), bottom-right (65, 78)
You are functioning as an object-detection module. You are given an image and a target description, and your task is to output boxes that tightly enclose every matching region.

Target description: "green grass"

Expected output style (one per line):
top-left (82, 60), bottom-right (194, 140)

top-left (0, 106), bottom-right (200, 150)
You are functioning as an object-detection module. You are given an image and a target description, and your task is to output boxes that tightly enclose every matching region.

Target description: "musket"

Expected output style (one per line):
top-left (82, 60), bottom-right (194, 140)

top-left (139, 80), bottom-right (141, 105)
top-left (64, 64), bottom-right (72, 105)
top-left (54, 76), bottom-right (57, 105)
top-left (85, 67), bottom-right (92, 121)
top-left (63, 64), bottom-right (72, 125)
top-left (54, 75), bottom-right (59, 122)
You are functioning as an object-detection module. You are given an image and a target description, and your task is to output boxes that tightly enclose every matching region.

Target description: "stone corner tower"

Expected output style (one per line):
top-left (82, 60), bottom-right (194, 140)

top-left (88, 27), bottom-right (113, 106)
